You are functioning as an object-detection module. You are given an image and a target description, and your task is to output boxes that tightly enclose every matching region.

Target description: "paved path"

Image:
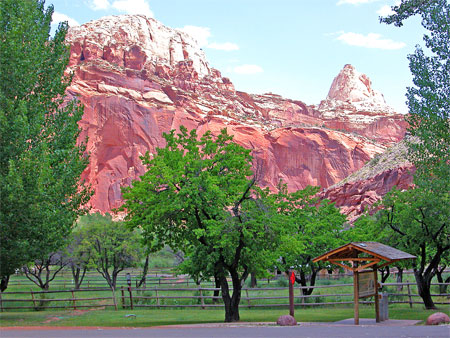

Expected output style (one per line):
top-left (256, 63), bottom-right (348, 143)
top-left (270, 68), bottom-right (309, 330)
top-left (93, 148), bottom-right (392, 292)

top-left (2, 320), bottom-right (449, 338)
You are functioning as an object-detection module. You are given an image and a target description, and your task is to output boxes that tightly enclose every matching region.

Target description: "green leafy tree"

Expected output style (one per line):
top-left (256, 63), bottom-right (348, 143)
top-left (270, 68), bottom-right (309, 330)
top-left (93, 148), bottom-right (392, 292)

top-left (0, 0), bottom-right (91, 291)
top-left (65, 227), bottom-right (92, 290)
top-left (21, 252), bottom-right (68, 291)
top-left (272, 184), bottom-right (347, 295)
top-left (121, 127), bottom-right (287, 322)
top-left (354, 187), bottom-right (449, 309)
top-left (378, 0), bottom-right (450, 309)
top-left (383, 0), bottom-right (449, 191)
top-left (76, 213), bottom-right (142, 290)
top-left (349, 210), bottom-right (412, 287)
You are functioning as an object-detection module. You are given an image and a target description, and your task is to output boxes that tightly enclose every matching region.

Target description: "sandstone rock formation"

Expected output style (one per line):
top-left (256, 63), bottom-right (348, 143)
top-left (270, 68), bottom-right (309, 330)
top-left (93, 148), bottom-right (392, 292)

top-left (321, 165), bottom-right (415, 223)
top-left (317, 64), bottom-right (408, 145)
top-left (64, 15), bottom-right (409, 214)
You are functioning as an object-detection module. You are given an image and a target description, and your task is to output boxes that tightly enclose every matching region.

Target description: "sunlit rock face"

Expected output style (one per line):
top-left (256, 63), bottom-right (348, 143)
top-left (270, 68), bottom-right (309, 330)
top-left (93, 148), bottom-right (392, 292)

top-left (320, 165), bottom-right (415, 223)
top-left (65, 15), bottom-right (409, 214)
top-left (317, 64), bottom-right (407, 145)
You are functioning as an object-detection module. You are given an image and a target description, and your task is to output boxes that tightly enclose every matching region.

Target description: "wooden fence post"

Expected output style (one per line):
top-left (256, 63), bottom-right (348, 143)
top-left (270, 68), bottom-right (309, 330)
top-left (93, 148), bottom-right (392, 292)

top-left (30, 289), bottom-right (37, 310)
top-left (128, 287), bottom-right (133, 310)
top-left (155, 289), bottom-right (160, 307)
top-left (121, 286), bottom-right (125, 309)
top-left (0, 291), bottom-right (3, 312)
top-left (407, 284), bottom-right (413, 308)
top-left (114, 287), bottom-right (119, 311)
top-left (199, 288), bottom-right (205, 309)
top-left (300, 288), bottom-right (305, 306)
top-left (245, 289), bottom-right (251, 308)
top-left (71, 290), bottom-right (77, 310)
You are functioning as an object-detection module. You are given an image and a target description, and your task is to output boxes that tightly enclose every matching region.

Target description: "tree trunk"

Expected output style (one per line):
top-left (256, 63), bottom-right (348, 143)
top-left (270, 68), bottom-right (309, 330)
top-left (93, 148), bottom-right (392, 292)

top-left (220, 271), bottom-right (241, 322)
top-left (250, 273), bottom-right (257, 288)
top-left (435, 266), bottom-right (447, 294)
top-left (380, 266), bottom-right (390, 283)
top-left (0, 275), bottom-right (10, 292)
top-left (295, 268), bottom-right (317, 296)
top-left (414, 270), bottom-right (436, 309)
top-left (213, 275), bottom-right (220, 303)
top-left (137, 255), bottom-right (150, 288)
top-left (71, 263), bottom-right (87, 290)
top-left (444, 276), bottom-right (450, 295)
top-left (396, 267), bottom-right (403, 291)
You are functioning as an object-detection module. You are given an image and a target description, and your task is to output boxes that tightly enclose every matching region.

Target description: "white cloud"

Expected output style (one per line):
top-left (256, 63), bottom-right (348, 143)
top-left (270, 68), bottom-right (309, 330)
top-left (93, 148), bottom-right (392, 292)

top-left (179, 25), bottom-right (239, 52)
top-left (207, 42), bottom-right (239, 51)
top-left (336, 32), bottom-right (406, 50)
top-left (376, 5), bottom-right (394, 16)
top-left (112, 0), bottom-right (154, 17)
top-left (232, 64), bottom-right (263, 74)
top-left (180, 26), bottom-right (211, 47)
top-left (89, 0), bottom-right (153, 17)
top-left (52, 11), bottom-right (79, 27)
top-left (89, 0), bottom-right (110, 10)
top-left (337, 0), bottom-right (380, 5)
top-left (377, 1), bottom-right (400, 16)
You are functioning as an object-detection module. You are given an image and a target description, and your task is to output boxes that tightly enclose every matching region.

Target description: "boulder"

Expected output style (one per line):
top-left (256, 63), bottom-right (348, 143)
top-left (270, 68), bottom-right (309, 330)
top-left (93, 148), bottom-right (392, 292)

top-left (277, 315), bottom-right (297, 326)
top-left (426, 312), bottom-right (450, 325)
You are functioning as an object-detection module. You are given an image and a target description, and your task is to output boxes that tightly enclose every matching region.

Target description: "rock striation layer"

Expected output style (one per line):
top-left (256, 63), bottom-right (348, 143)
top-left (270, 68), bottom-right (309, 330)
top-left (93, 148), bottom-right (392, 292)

top-left (65, 15), bottom-right (409, 214)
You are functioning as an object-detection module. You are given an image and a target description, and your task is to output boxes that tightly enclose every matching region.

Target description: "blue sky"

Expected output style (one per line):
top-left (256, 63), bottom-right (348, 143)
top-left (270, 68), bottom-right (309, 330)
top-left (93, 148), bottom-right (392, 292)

top-left (49, 0), bottom-right (425, 114)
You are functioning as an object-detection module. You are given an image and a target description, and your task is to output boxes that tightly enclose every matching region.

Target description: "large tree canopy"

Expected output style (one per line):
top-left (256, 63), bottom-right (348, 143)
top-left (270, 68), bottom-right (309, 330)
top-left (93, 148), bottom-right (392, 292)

top-left (383, 0), bottom-right (450, 191)
top-left (358, 0), bottom-right (450, 309)
top-left (121, 127), bottom-right (288, 322)
top-left (271, 184), bottom-right (347, 295)
top-left (351, 186), bottom-right (449, 308)
top-left (0, 0), bottom-right (91, 290)
top-left (74, 213), bottom-right (142, 289)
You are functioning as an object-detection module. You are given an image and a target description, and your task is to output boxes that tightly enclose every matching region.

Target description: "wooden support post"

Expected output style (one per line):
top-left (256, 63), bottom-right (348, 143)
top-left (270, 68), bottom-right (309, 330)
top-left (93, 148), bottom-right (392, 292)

top-left (373, 267), bottom-right (380, 323)
top-left (128, 286), bottom-right (133, 310)
top-left (155, 289), bottom-right (160, 307)
top-left (71, 290), bottom-right (77, 310)
top-left (407, 284), bottom-right (413, 308)
top-left (289, 271), bottom-right (295, 317)
top-left (121, 286), bottom-right (125, 309)
top-left (353, 263), bottom-right (359, 325)
top-left (0, 291), bottom-right (3, 312)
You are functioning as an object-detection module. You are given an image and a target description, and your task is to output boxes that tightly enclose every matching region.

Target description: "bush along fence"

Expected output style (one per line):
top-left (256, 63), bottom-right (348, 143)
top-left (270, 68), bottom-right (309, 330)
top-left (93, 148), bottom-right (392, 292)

top-left (0, 282), bottom-right (448, 311)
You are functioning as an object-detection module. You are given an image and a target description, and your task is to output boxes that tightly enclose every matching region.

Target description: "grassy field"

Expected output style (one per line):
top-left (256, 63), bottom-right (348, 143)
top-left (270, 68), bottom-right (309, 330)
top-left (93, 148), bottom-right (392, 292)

top-left (1, 304), bottom-right (447, 327)
top-left (2, 271), bottom-right (448, 310)
top-left (1, 269), bottom-right (448, 327)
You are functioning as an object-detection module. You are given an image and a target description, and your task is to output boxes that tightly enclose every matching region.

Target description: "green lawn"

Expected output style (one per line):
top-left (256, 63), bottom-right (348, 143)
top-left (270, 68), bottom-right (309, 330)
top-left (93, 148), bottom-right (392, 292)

top-left (1, 304), bottom-right (448, 327)
top-left (2, 270), bottom-right (448, 327)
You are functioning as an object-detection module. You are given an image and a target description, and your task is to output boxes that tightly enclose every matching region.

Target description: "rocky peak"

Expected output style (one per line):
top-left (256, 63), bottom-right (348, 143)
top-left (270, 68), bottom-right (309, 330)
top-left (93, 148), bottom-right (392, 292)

top-left (66, 14), bottom-right (212, 78)
top-left (319, 64), bottom-right (394, 114)
top-left (62, 15), bottom-right (408, 214)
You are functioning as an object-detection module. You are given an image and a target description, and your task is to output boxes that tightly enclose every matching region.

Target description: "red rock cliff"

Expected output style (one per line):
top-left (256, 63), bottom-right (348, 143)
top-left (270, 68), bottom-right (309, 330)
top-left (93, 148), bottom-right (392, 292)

top-left (64, 15), bottom-right (408, 213)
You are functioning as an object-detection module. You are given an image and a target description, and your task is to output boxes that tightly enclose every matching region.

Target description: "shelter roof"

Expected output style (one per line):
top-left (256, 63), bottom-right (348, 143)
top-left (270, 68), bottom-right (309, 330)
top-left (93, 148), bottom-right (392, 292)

top-left (312, 242), bottom-right (416, 272)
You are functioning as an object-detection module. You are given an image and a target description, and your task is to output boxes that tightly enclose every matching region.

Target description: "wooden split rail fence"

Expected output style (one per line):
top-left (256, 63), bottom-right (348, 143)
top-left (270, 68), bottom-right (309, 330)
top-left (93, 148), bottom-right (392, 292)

top-left (0, 282), bottom-right (448, 312)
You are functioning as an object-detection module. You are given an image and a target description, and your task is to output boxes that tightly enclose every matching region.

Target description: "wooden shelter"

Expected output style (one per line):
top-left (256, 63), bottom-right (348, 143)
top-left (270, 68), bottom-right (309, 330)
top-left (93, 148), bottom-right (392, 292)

top-left (313, 242), bottom-right (416, 325)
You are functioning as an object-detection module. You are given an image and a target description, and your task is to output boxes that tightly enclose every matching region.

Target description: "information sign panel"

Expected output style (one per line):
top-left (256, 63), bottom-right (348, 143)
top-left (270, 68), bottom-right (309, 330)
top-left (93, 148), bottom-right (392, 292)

top-left (358, 270), bottom-right (376, 298)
